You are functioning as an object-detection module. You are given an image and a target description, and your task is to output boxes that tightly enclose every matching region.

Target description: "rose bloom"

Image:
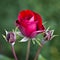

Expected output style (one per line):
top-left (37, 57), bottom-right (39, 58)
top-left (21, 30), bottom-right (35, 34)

top-left (16, 10), bottom-right (45, 38)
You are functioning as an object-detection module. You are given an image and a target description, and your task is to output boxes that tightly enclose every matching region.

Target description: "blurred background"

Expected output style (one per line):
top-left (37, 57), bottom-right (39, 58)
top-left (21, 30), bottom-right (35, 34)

top-left (0, 0), bottom-right (60, 60)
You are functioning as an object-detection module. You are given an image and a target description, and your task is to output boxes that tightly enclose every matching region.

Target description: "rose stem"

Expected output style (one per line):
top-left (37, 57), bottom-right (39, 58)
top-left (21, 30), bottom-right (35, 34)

top-left (26, 40), bottom-right (31, 60)
top-left (34, 40), bottom-right (44, 60)
top-left (11, 44), bottom-right (18, 60)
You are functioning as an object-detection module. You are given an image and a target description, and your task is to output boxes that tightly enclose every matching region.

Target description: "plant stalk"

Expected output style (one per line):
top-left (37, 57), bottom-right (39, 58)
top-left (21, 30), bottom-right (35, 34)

top-left (26, 40), bottom-right (31, 60)
top-left (11, 44), bottom-right (18, 60)
top-left (34, 40), bottom-right (45, 60)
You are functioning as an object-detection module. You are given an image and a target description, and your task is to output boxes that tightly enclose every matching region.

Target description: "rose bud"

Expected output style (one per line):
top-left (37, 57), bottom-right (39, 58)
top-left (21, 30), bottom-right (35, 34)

top-left (16, 10), bottom-right (45, 39)
top-left (5, 31), bottom-right (16, 45)
top-left (43, 30), bottom-right (54, 41)
top-left (2, 31), bottom-right (18, 60)
top-left (40, 29), bottom-right (55, 45)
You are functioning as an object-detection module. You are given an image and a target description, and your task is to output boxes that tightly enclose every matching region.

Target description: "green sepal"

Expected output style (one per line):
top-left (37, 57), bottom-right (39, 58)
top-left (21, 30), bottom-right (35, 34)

top-left (2, 34), bottom-right (7, 41)
top-left (35, 39), bottom-right (42, 46)
top-left (32, 40), bottom-right (35, 44)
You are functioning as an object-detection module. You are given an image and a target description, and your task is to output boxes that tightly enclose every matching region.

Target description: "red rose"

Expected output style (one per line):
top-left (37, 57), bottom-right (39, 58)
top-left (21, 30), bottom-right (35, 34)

top-left (16, 10), bottom-right (45, 38)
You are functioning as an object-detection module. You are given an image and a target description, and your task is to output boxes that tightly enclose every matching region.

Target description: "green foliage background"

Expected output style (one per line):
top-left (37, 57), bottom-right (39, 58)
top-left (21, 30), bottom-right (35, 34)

top-left (0, 0), bottom-right (60, 60)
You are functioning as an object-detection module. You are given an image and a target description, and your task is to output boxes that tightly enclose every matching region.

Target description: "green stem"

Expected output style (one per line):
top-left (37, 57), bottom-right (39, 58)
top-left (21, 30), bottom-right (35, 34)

top-left (11, 44), bottom-right (18, 60)
top-left (26, 40), bottom-right (31, 60)
top-left (34, 39), bottom-right (45, 60)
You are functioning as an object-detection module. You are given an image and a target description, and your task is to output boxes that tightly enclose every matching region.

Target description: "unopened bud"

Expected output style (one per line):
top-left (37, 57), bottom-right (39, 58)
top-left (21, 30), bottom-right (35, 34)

top-left (43, 30), bottom-right (54, 41)
top-left (6, 32), bottom-right (16, 45)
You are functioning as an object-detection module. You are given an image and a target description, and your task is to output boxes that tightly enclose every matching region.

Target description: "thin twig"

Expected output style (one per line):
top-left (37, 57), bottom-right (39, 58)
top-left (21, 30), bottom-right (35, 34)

top-left (11, 44), bottom-right (18, 60)
top-left (26, 40), bottom-right (31, 60)
top-left (34, 40), bottom-right (44, 60)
